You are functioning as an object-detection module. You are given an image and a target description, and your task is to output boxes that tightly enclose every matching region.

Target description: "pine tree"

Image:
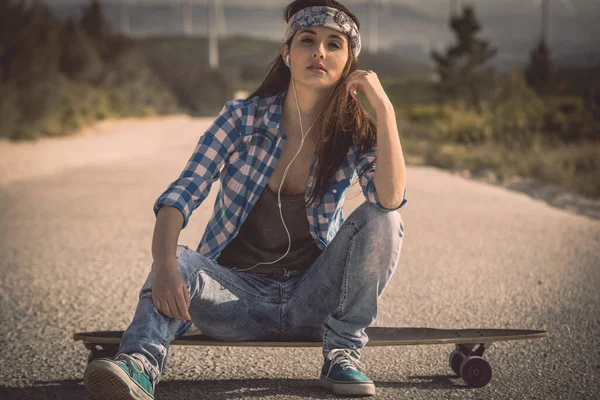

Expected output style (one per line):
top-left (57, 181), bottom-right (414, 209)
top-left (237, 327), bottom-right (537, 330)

top-left (81, 0), bottom-right (112, 43)
top-left (431, 5), bottom-right (497, 113)
top-left (525, 39), bottom-right (553, 94)
top-left (60, 18), bottom-right (103, 82)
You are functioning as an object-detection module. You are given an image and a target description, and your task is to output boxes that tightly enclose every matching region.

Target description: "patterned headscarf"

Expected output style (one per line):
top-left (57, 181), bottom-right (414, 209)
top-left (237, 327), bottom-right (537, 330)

top-left (283, 6), bottom-right (361, 57)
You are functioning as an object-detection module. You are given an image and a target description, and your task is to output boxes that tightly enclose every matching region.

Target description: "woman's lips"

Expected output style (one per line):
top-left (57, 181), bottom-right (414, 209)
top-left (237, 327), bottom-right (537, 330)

top-left (307, 67), bottom-right (326, 74)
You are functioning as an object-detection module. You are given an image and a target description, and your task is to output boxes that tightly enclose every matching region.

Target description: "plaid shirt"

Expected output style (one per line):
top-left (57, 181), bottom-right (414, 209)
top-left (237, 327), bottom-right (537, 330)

top-left (153, 89), bottom-right (407, 260)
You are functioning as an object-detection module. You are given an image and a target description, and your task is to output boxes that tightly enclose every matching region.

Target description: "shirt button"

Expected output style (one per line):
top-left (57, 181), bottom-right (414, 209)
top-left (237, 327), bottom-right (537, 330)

top-left (332, 189), bottom-right (337, 193)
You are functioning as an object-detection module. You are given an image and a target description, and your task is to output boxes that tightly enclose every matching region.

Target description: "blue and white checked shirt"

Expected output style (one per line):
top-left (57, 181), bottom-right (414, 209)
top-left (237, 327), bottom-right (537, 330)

top-left (153, 89), bottom-right (407, 260)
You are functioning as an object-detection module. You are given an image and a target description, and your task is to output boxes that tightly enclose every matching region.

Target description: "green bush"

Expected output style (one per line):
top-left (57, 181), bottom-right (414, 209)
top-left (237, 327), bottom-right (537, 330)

top-left (433, 105), bottom-right (492, 144)
top-left (0, 0), bottom-right (182, 141)
top-left (543, 96), bottom-right (598, 143)
top-left (18, 80), bottom-right (62, 135)
top-left (400, 105), bottom-right (451, 125)
top-left (487, 71), bottom-right (546, 147)
top-left (0, 82), bottom-right (20, 139)
top-left (96, 48), bottom-right (179, 116)
top-left (59, 19), bottom-right (103, 82)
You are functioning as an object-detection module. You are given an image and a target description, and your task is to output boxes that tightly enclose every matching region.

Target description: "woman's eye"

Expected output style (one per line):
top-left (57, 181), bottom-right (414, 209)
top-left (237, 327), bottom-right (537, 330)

top-left (302, 38), bottom-right (340, 49)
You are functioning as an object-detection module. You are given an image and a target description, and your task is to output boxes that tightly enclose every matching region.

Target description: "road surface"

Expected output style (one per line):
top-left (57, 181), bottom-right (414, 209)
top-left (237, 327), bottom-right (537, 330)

top-left (0, 116), bottom-right (598, 399)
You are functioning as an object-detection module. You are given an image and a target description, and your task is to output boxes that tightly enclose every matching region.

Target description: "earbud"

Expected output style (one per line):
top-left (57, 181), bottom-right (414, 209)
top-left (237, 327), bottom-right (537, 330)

top-left (285, 54), bottom-right (290, 67)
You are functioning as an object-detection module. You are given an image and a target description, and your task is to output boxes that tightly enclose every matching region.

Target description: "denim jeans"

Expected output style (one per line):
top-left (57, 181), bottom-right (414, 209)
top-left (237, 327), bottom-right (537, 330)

top-left (118, 201), bottom-right (404, 384)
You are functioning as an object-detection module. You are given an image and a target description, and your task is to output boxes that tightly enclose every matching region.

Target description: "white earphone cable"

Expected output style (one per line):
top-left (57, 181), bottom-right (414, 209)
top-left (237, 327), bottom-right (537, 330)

top-left (234, 55), bottom-right (335, 272)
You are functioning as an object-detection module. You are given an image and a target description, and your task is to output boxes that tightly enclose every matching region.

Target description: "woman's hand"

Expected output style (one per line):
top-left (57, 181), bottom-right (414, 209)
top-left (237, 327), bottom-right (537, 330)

top-left (152, 261), bottom-right (192, 322)
top-left (344, 69), bottom-right (393, 113)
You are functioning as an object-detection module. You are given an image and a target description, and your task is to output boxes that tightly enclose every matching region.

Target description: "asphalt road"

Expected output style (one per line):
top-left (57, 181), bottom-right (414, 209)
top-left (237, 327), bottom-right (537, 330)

top-left (0, 117), bottom-right (599, 399)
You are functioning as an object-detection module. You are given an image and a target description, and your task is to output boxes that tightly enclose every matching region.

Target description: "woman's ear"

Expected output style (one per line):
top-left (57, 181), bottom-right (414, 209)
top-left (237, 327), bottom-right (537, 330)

top-left (280, 43), bottom-right (289, 65)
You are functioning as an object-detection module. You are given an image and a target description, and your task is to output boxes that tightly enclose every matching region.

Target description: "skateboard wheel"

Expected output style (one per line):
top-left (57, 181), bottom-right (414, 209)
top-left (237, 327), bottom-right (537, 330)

top-left (459, 356), bottom-right (492, 387)
top-left (449, 350), bottom-right (463, 376)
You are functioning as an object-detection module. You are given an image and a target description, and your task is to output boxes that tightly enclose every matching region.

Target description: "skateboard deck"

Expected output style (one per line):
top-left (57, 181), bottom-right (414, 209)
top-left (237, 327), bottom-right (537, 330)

top-left (74, 327), bottom-right (547, 388)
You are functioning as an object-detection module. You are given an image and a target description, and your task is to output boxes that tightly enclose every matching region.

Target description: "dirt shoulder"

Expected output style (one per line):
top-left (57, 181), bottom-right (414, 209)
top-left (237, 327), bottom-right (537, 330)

top-left (0, 115), bottom-right (199, 186)
top-left (1, 116), bottom-right (598, 220)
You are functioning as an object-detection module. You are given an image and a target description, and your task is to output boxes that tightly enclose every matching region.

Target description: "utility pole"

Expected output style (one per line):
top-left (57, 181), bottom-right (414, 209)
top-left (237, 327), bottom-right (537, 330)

top-left (534, 0), bottom-right (576, 50)
top-left (215, 0), bottom-right (227, 37)
top-left (541, 0), bottom-right (551, 46)
top-left (119, 2), bottom-right (131, 35)
top-left (208, 0), bottom-right (219, 70)
top-left (183, 0), bottom-right (193, 36)
top-left (367, 0), bottom-right (378, 54)
top-left (450, 0), bottom-right (463, 17)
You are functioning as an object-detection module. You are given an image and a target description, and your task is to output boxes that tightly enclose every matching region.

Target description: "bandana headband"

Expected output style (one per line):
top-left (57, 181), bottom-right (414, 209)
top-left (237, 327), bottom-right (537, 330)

top-left (283, 6), bottom-right (361, 57)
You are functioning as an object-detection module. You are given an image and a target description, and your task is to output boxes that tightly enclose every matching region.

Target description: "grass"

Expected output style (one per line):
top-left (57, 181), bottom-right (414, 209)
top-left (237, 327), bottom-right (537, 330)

top-left (400, 125), bottom-right (600, 199)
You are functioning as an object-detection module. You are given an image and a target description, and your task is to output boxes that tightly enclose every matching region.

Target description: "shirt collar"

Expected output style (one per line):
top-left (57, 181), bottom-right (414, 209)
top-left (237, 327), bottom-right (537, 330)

top-left (262, 88), bottom-right (288, 141)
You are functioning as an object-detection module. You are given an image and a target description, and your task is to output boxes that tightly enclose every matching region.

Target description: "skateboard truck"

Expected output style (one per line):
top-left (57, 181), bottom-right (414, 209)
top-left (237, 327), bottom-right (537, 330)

top-left (455, 342), bottom-right (491, 358)
top-left (449, 342), bottom-right (493, 387)
top-left (84, 342), bottom-right (121, 363)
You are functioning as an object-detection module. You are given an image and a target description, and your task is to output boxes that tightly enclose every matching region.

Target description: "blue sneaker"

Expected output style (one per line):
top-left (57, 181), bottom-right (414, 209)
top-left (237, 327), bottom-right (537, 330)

top-left (320, 349), bottom-right (376, 396)
top-left (84, 353), bottom-right (155, 400)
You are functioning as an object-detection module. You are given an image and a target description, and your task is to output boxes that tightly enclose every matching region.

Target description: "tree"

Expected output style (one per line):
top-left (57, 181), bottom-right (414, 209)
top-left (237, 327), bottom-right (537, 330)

top-left (524, 39), bottom-right (553, 94)
top-left (59, 18), bottom-right (103, 82)
top-left (431, 5), bottom-right (497, 113)
top-left (80, 0), bottom-right (112, 44)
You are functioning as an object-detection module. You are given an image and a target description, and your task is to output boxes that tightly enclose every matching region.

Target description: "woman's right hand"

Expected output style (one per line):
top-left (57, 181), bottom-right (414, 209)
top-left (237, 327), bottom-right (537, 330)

top-left (151, 261), bottom-right (192, 322)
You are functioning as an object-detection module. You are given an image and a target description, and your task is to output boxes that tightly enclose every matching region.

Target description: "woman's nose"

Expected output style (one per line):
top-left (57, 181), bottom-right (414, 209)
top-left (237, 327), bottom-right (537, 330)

top-left (313, 43), bottom-right (326, 59)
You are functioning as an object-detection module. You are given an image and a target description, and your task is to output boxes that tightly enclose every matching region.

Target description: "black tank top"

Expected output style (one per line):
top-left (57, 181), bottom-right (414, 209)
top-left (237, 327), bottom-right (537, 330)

top-left (217, 184), bottom-right (323, 273)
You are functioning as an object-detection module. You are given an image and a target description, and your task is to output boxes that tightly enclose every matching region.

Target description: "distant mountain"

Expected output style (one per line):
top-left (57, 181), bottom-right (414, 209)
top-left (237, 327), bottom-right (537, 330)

top-left (49, 1), bottom-right (600, 71)
top-left (137, 35), bottom-right (432, 80)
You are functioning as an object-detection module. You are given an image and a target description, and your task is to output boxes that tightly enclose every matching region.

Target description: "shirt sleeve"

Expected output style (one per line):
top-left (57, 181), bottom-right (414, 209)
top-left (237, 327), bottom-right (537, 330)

top-left (153, 101), bottom-right (241, 229)
top-left (355, 144), bottom-right (407, 212)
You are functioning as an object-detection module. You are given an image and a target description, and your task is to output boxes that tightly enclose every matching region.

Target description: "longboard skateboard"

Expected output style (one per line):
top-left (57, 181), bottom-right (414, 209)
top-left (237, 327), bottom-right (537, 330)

top-left (74, 327), bottom-right (548, 388)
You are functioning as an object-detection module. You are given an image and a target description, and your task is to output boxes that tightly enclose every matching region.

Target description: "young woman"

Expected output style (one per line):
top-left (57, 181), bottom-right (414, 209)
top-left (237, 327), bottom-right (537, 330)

top-left (84, 0), bottom-right (407, 398)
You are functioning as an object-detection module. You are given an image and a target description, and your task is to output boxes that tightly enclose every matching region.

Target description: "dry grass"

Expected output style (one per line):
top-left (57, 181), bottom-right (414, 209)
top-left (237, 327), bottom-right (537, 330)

top-left (401, 129), bottom-right (600, 199)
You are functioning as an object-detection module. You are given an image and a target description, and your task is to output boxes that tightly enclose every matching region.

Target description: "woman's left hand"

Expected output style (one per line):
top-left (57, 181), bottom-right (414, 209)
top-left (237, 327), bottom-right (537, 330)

top-left (344, 69), bottom-right (392, 112)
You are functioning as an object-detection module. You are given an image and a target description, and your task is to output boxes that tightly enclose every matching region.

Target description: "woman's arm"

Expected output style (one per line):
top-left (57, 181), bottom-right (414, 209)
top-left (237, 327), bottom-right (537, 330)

top-left (345, 70), bottom-right (407, 210)
top-left (373, 103), bottom-right (407, 210)
top-left (152, 205), bottom-right (184, 267)
top-left (153, 100), bottom-right (242, 230)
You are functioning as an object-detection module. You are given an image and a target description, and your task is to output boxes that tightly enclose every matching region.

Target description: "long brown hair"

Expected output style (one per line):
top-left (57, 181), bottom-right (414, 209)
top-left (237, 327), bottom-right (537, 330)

top-left (245, 0), bottom-right (377, 208)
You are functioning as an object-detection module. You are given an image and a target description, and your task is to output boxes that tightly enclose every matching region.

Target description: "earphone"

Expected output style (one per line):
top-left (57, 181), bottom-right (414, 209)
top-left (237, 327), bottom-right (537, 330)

top-left (234, 52), bottom-right (335, 272)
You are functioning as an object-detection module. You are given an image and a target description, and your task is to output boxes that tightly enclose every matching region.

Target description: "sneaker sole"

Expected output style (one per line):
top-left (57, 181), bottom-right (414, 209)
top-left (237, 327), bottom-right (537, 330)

top-left (319, 377), bottom-right (376, 396)
top-left (84, 359), bottom-right (154, 400)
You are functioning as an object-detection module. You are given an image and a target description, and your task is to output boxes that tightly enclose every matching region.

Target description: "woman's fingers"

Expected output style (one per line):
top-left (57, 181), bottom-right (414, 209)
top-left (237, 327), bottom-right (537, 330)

top-left (173, 288), bottom-right (189, 321)
top-left (181, 286), bottom-right (191, 320)
top-left (161, 297), bottom-right (175, 319)
top-left (153, 294), bottom-right (190, 321)
top-left (153, 297), bottom-right (163, 314)
top-left (175, 287), bottom-right (192, 322)
top-left (182, 285), bottom-right (191, 310)
top-left (152, 285), bottom-right (191, 321)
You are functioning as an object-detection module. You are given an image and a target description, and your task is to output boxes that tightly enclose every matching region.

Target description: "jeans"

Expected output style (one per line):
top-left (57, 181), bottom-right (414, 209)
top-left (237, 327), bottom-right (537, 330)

top-left (118, 201), bottom-right (404, 384)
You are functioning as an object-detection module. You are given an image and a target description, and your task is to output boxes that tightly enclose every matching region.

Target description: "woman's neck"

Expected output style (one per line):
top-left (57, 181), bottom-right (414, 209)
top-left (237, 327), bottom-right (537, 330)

top-left (281, 81), bottom-right (329, 140)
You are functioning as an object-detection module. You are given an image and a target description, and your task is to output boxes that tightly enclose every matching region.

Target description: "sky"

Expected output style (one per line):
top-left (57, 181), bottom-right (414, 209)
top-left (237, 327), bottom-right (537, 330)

top-left (46, 0), bottom-right (600, 68)
top-left (46, 0), bottom-right (599, 13)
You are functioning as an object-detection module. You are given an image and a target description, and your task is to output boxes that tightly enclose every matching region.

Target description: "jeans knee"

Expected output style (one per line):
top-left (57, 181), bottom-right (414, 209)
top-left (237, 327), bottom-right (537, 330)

top-left (354, 201), bottom-right (404, 238)
top-left (141, 245), bottom-right (203, 296)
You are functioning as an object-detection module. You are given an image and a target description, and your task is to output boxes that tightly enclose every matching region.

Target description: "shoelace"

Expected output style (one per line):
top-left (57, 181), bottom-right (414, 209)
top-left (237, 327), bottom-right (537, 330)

top-left (116, 353), bottom-right (145, 376)
top-left (326, 348), bottom-right (366, 377)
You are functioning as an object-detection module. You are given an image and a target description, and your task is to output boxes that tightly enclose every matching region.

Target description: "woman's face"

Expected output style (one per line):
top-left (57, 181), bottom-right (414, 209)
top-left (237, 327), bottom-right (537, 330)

top-left (284, 25), bottom-right (350, 89)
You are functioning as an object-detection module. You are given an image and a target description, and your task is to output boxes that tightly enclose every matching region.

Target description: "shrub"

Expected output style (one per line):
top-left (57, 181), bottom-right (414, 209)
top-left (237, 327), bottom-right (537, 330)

top-left (543, 96), bottom-right (598, 143)
top-left (433, 105), bottom-right (492, 144)
top-left (487, 71), bottom-right (545, 147)
top-left (0, 82), bottom-right (20, 139)
top-left (59, 18), bottom-right (103, 82)
top-left (400, 105), bottom-right (451, 125)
